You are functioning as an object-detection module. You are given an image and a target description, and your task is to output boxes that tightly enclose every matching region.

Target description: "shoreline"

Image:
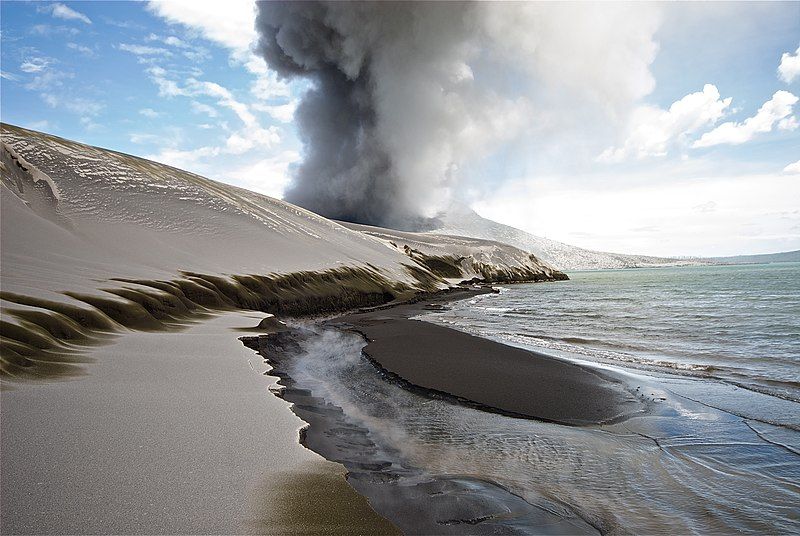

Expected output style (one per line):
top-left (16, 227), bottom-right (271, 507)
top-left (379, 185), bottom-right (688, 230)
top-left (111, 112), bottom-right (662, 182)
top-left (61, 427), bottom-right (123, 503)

top-left (241, 284), bottom-right (800, 534)
top-left (334, 287), bottom-right (646, 426)
top-left (239, 282), bottom-right (647, 533)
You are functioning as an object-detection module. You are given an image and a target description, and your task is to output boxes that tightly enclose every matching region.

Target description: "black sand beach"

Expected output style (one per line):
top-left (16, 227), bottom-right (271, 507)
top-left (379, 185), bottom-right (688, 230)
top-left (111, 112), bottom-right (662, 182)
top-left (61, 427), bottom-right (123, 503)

top-left (241, 287), bottom-right (614, 534)
top-left (241, 286), bottom-right (647, 533)
top-left (337, 290), bottom-right (645, 426)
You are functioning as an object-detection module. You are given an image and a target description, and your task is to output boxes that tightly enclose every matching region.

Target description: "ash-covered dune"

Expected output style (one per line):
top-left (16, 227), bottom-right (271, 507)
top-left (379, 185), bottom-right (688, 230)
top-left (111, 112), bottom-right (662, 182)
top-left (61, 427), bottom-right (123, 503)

top-left (341, 221), bottom-right (567, 283)
top-left (0, 123), bottom-right (563, 379)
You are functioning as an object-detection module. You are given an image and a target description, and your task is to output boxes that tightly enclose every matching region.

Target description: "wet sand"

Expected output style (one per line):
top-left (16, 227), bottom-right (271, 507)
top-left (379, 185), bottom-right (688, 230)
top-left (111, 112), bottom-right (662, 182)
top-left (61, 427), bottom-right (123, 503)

top-left (241, 304), bottom-right (602, 535)
top-left (339, 289), bottom-right (644, 426)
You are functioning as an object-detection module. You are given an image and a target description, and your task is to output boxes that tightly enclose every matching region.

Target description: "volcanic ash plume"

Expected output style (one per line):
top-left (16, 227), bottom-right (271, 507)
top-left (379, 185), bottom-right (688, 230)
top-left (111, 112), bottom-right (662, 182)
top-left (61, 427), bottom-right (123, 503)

top-left (255, 1), bottom-right (660, 228)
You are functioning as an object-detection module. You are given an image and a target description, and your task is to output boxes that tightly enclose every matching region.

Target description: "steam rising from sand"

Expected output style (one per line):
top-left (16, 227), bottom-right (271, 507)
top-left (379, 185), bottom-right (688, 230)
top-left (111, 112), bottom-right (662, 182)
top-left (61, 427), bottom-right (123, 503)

top-left (255, 2), bottom-right (660, 228)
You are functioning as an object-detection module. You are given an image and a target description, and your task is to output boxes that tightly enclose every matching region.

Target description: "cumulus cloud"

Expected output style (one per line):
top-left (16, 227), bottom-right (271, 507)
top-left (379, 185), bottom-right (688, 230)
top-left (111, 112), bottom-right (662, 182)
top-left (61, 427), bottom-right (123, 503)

top-left (778, 45), bottom-right (800, 84)
top-left (777, 115), bottom-right (798, 131)
top-left (693, 90), bottom-right (798, 148)
top-left (41, 3), bottom-right (92, 24)
top-left (784, 159), bottom-right (800, 174)
top-left (598, 84), bottom-right (731, 162)
top-left (145, 0), bottom-right (255, 56)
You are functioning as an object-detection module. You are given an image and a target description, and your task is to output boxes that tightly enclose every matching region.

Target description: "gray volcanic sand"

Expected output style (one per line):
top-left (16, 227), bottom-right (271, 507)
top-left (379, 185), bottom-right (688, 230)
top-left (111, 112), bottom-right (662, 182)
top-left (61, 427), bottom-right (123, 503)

top-left (1, 312), bottom-right (396, 535)
top-left (340, 295), bottom-right (644, 426)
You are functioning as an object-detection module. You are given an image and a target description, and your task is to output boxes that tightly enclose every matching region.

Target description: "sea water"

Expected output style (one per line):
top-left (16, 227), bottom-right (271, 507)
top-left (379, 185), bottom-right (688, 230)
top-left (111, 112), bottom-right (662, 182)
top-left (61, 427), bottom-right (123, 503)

top-left (284, 263), bottom-right (800, 533)
top-left (422, 262), bottom-right (800, 427)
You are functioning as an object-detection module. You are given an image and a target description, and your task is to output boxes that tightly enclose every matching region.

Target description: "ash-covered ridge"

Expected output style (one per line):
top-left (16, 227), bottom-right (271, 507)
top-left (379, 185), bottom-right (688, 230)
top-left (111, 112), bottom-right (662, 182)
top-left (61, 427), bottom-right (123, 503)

top-left (432, 204), bottom-right (707, 271)
top-left (0, 123), bottom-right (564, 379)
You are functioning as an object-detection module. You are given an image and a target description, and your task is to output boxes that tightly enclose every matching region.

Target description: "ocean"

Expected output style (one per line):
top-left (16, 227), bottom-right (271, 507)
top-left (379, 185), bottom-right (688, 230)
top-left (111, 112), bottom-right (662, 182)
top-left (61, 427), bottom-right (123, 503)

top-left (424, 262), bottom-right (800, 423)
top-left (283, 263), bottom-right (800, 533)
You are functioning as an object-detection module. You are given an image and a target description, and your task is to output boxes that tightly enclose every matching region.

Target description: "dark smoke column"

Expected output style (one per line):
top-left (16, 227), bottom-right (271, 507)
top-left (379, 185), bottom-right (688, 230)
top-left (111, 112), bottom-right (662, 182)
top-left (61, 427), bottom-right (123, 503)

top-left (255, 1), bottom-right (400, 226)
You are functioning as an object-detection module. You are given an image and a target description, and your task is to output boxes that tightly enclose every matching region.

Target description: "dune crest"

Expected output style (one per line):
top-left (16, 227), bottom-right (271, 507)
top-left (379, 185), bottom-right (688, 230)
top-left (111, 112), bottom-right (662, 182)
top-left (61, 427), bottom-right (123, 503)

top-left (0, 123), bottom-right (565, 379)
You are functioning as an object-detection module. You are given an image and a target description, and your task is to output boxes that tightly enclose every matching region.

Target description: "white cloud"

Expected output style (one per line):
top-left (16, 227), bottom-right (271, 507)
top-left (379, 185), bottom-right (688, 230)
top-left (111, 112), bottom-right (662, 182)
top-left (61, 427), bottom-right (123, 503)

top-left (143, 67), bottom-right (277, 151)
top-left (146, 1), bottom-right (267, 73)
top-left (164, 35), bottom-right (189, 48)
top-left (20, 57), bottom-right (51, 73)
top-left (145, 146), bottom-right (221, 171)
top-left (598, 84), bottom-right (731, 162)
top-left (119, 44), bottom-right (172, 57)
top-left (130, 132), bottom-right (162, 144)
top-left (23, 120), bottom-right (51, 131)
top-left (250, 70), bottom-right (291, 99)
top-left (30, 23), bottom-right (79, 37)
top-left (693, 90), bottom-right (799, 148)
top-left (139, 71), bottom-right (281, 168)
top-left (784, 159), bottom-right (800, 174)
top-left (25, 70), bottom-right (72, 91)
top-left (225, 151), bottom-right (300, 199)
top-left (101, 17), bottom-right (144, 30)
top-left (223, 127), bottom-right (281, 154)
top-left (777, 115), bottom-right (798, 131)
top-left (252, 101), bottom-right (297, 123)
top-left (778, 45), bottom-right (800, 84)
top-left (145, 0), bottom-right (256, 56)
top-left (133, 3), bottom-right (318, 197)
top-left (42, 94), bottom-right (103, 116)
top-left (0, 71), bottom-right (21, 81)
top-left (473, 172), bottom-right (800, 256)
top-left (693, 200), bottom-right (717, 213)
top-left (66, 42), bottom-right (95, 57)
top-left (139, 108), bottom-right (160, 118)
top-left (190, 101), bottom-right (218, 117)
top-left (43, 3), bottom-right (92, 24)
top-left (144, 33), bottom-right (209, 61)
top-left (79, 116), bottom-right (101, 131)
top-left (145, 66), bottom-right (186, 97)
top-left (191, 80), bottom-right (254, 123)
top-left (144, 147), bottom-right (299, 201)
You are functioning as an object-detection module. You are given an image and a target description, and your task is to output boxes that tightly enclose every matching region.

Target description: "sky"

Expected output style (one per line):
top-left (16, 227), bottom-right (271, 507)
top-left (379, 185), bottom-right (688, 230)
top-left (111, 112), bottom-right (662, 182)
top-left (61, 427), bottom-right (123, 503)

top-left (1, 1), bottom-right (798, 257)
